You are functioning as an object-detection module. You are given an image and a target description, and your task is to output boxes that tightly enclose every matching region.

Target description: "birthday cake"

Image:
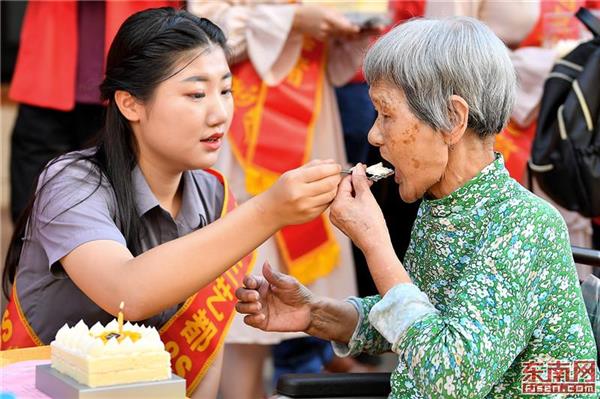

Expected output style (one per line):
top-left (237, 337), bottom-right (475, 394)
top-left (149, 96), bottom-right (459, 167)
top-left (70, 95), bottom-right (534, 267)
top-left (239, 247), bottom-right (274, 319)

top-left (50, 319), bottom-right (171, 387)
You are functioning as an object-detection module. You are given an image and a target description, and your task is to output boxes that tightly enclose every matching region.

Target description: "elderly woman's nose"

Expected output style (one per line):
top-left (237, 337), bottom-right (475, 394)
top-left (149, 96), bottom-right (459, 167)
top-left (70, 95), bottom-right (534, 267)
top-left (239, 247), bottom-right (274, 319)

top-left (367, 125), bottom-right (383, 147)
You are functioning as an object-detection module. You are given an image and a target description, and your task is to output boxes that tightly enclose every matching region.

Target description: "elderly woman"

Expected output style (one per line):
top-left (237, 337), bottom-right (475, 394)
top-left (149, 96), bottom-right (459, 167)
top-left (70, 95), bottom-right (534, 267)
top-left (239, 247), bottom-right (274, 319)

top-left (235, 16), bottom-right (598, 398)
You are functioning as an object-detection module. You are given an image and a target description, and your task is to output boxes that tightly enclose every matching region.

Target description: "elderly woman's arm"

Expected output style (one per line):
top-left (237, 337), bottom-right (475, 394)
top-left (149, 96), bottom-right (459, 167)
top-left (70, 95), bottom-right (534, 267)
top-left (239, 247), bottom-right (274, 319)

top-left (331, 167), bottom-right (413, 294)
top-left (345, 209), bottom-right (568, 398)
top-left (235, 262), bottom-right (393, 354)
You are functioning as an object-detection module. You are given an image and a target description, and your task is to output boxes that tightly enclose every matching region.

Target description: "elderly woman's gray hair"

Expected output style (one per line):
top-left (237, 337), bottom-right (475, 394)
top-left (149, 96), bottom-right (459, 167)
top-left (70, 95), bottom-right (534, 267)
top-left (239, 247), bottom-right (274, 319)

top-left (364, 17), bottom-right (517, 137)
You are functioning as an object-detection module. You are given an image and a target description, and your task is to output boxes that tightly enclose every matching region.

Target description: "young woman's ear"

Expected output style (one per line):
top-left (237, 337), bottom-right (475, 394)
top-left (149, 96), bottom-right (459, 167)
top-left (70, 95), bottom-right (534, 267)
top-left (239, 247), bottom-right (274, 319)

top-left (442, 95), bottom-right (469, 146)
top-left (114, 90), bottom-right (142, 122)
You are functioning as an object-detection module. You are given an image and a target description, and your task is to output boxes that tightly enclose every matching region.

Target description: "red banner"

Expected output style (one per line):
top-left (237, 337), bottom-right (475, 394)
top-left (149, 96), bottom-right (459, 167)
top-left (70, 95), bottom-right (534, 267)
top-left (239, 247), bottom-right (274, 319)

top-left (229, 37), bottom-right (340, 285)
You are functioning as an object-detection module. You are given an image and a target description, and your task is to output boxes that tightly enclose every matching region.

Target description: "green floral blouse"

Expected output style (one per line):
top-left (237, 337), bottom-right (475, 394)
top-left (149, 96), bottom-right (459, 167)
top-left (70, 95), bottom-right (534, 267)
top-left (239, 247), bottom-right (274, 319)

top-left (334, 155), bottom-right (598, 398)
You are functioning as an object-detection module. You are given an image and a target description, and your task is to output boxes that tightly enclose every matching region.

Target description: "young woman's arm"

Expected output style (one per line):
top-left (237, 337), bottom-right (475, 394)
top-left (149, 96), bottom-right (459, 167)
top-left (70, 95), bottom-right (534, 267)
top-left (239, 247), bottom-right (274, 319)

top-left (61, 162), bottom-right (341, 320)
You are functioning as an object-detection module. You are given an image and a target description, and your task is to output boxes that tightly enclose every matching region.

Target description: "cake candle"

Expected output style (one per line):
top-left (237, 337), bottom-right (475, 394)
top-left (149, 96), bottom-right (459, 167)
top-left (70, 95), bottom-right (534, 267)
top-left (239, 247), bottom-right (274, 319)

top-left (118, 301), bottom-right (124, 336)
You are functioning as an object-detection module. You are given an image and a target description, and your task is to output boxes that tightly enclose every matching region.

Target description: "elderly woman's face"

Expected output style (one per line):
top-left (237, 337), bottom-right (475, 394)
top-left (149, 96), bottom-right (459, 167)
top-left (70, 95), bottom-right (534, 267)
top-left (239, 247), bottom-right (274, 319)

top-left (368, 81), bottom-right (449, 203)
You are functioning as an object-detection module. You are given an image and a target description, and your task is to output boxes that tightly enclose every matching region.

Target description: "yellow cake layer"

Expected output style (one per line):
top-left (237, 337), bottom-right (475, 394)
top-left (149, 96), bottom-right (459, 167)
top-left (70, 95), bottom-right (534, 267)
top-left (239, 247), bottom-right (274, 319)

top-left (51, 348), bottom-right (170, 374)
top-left (52, 359), bottom-right (171, 387)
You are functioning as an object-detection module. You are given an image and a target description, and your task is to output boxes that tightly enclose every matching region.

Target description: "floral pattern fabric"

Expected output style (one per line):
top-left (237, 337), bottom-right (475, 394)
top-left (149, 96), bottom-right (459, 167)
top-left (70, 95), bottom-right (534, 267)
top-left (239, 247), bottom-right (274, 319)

top-left (335, 155), bottom-right (598, 398)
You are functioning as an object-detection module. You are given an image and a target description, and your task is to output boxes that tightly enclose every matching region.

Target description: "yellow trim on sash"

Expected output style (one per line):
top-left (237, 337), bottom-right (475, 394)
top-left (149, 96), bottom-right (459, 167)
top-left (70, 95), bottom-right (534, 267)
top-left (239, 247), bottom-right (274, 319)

top-left (276, 220), bottom-right (340, 286)
top-left (11, 282), bottom-right (43, 347)
top-left (244, 164), bottom-right (280, 196)
top-left (301, 44), bottom-right (327, 165)
top-left (245, 82), bottom-right (269, 170)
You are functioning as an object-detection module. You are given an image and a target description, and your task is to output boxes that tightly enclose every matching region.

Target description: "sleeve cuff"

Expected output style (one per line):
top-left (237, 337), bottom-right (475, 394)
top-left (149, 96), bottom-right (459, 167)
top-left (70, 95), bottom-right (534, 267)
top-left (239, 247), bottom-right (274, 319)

top-left (46, 228), bottom-right (127, 270)
top-left (368, 283), bottom-right (438, 353)
top-left (332, 296), bottom-right (364, 357)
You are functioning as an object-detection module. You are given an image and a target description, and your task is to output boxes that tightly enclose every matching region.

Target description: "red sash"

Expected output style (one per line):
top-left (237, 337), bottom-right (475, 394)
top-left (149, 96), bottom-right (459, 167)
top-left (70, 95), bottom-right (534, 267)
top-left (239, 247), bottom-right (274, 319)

top-left (228, 37), bottom-right (340, 285)
top-left (1, 169), bottom-right (256, 396)
top-left (159, 169), bottom-right (256, 395)
top-left (1, 284), bottom-right (43, 349)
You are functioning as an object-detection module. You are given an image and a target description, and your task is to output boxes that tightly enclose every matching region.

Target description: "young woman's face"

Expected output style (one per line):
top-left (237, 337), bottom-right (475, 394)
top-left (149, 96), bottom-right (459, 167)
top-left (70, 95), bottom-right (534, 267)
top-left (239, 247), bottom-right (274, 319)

top-left (136, 46), bottom-right (233, 171)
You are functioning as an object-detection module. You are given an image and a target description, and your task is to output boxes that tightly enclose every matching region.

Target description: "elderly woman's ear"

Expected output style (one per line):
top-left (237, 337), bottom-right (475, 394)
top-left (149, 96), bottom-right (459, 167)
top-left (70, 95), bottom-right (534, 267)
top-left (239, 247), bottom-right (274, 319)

top-left (442, 95), bottom-right (470, 146)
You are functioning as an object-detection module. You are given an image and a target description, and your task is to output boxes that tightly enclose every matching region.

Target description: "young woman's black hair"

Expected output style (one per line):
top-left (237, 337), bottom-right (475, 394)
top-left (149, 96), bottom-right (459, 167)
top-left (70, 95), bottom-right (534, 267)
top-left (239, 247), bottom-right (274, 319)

top-left (3, 7), bottom-right (229, 298)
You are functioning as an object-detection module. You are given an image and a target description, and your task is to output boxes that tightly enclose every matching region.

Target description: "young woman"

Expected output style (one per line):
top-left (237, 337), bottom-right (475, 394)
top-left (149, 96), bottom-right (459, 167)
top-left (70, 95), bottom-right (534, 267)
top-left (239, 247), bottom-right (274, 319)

top-left (1, 7), bottom-right (341, 398)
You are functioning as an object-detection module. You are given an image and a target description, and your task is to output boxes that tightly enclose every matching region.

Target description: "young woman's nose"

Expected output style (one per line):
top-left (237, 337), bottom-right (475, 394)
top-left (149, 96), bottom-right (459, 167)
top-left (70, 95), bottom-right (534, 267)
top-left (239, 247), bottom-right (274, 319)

top-left (206, 95), bottom-right (230, 127)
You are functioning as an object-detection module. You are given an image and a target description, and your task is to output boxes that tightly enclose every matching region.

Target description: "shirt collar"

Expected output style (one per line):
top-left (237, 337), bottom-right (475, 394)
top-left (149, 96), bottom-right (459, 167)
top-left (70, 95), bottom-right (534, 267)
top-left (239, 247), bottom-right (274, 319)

top-left (422, 152), bottom-right (510, 218)
top-left (176, 170), bottom-right (206, 230)
top-left (132, 166), bottom-right (206, 230)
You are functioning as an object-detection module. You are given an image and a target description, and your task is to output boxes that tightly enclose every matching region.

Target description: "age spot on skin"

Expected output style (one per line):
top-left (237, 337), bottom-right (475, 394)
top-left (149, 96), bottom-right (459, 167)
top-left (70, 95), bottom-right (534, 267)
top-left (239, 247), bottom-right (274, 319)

top-left (402, 130), bottom-right (417, 144)
top-left (403, 123), bottom-right (420, 143)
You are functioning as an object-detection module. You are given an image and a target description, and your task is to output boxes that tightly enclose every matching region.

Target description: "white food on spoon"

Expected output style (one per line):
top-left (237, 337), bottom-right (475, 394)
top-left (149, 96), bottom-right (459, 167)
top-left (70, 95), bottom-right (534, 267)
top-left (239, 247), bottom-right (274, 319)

top-left (343, 162), bottom-right (394, 181)
top-left (365, 162), bottom-right (394, 178)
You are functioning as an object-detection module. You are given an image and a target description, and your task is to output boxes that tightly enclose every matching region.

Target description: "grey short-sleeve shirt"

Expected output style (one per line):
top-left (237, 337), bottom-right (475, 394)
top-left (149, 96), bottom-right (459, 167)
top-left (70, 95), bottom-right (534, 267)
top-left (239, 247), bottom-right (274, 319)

top-left (15, 150), bottom-right (225, 343)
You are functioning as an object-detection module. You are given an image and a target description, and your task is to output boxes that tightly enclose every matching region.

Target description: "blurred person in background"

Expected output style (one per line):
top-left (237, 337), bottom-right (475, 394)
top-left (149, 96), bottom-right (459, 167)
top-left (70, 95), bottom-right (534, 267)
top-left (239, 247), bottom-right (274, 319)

top-left (8, 1), bottom-right (179, 224)
top-left (188, 1), bottom-right (381, 397)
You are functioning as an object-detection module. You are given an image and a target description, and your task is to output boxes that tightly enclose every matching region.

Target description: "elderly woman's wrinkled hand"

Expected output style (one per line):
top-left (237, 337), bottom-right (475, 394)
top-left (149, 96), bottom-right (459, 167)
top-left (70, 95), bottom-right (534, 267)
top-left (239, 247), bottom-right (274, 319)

top-left (330, 164), bottom-right (390, 255)
top-left (235, 262), bottom-right (315, 333)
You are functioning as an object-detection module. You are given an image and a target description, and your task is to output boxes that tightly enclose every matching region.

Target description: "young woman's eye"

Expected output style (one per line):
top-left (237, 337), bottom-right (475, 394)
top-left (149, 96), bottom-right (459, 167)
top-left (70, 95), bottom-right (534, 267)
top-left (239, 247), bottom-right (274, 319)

top-left (221, 88), bottom-right (233, 96)
top-left (189, 93), bottom-right (206, 100)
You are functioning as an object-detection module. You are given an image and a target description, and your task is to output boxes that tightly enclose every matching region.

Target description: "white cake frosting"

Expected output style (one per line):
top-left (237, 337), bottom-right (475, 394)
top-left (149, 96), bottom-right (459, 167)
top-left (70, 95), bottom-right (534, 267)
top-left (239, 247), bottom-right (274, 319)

top-left (51, 320), bottom-right (171, 387)
top-left (365, 162), bottom-right (394, 179)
